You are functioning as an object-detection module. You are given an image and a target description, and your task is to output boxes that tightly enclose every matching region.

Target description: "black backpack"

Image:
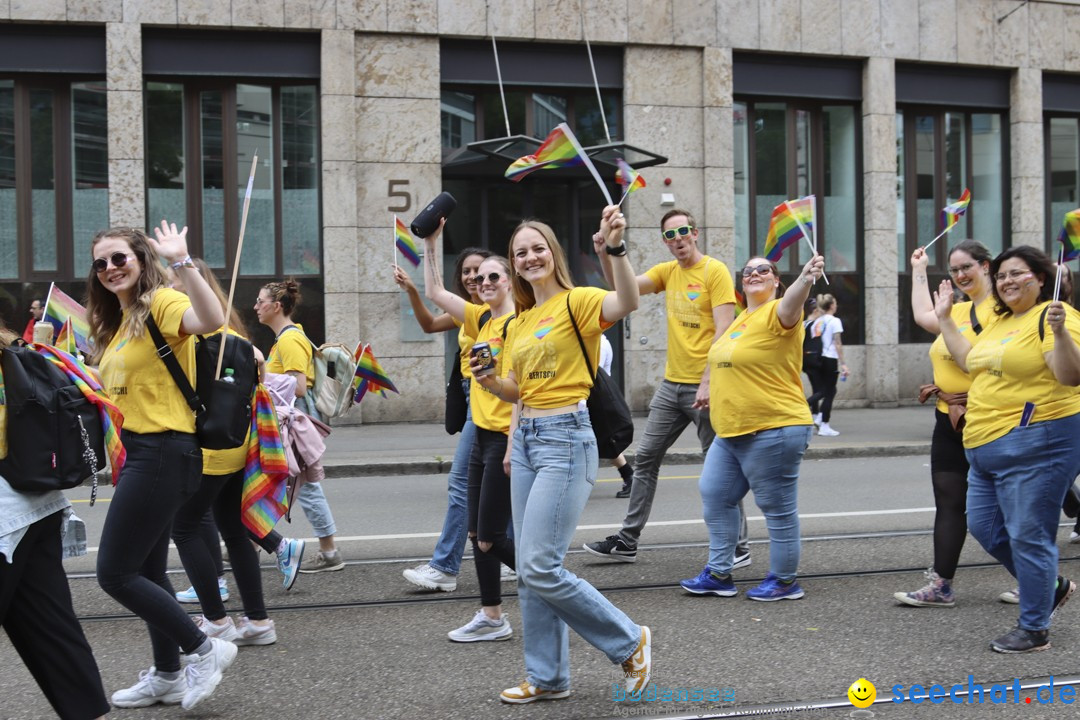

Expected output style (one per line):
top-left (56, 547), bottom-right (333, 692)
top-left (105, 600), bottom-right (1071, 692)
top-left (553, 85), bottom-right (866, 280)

top-left (146, 317), bottom-right (258, 450)
top-left (802, 319), bottom-right (823, 371)
top-left (0, 345), bottom-right (106, 492)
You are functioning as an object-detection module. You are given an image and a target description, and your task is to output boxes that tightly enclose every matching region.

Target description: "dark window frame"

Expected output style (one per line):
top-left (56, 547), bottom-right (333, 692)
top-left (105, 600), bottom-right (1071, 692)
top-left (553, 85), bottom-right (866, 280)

top-left (1044, 112), bottom-right (1080, 249)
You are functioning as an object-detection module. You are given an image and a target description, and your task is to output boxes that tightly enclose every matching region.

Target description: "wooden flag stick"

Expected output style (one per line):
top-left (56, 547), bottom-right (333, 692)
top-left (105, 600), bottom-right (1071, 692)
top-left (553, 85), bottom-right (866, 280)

top-left (216, 151), bottom-right (258, 379)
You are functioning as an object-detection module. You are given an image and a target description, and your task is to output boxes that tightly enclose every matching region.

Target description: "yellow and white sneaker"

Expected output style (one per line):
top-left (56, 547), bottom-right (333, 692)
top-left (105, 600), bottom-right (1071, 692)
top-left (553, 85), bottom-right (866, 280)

top-left (499, 681), bottom-right (570, 704)
top-left (621, 625), bottom-right (652, 694)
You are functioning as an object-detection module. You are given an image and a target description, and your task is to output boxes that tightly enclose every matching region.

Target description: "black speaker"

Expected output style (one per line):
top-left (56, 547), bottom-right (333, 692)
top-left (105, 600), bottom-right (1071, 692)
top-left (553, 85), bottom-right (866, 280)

top-left (410, 192), bottom-right (457, 238)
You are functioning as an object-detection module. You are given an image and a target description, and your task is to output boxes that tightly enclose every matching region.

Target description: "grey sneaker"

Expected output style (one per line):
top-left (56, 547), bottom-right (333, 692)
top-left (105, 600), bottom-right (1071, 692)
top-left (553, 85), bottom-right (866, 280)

top-left (999, 588), bottom-right (1020, 604)
top-left (991, 627), bottom-right (1049, 654)
top-left (403, 563), bottom-right (458, 591)
top-left (448, 609), bottom-right (513, 642)
top-left (583, 535), bottom-right (637, 562)
top-left (181, 637), bottom-right (238, 710)
top-left (234, 617), bottom-right (277, 646)
top-left (298, 550), bottom-right (344, 574)
top-left (194, 615), bottom-right (240, 643)
top-left (111, 666), bottom-right (186, 708)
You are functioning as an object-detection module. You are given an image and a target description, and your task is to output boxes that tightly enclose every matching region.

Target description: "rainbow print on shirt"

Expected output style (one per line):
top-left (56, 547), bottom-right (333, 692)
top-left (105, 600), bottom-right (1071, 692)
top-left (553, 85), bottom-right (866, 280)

top-left (534, 317), bottom-right (555, 339)
top-left (489, 336), bottom-right (504, 357)
top-left (729, 322), bottom-right (748, 340)
top-left (686, 283), bottom-right (702, 302)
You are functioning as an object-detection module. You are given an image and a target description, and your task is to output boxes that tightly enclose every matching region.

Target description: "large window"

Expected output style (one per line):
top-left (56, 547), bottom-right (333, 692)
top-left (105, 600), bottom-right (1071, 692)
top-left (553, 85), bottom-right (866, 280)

top-left (896, 109), bottom-right (1007, 342)
top-left (1047, 116), bottom-right (1080, 245)
top-left (733, 99), bottom-right (862, 343)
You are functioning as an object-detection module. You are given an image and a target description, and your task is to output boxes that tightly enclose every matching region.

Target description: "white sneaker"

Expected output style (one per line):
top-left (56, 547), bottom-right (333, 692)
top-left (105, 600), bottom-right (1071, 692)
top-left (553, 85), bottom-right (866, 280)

top-left (999, 588), bottom-right (1020, 604)
top-left (448, 609), bottom-right (513, 642)
top-left (176, 577), bottom-right (229, 604)
top-left (403, 563), bottom-right (457, 591)
top-left (181, 637), bottom-right (238, 710)
top-left (111, 666), bottom-right (186, 708)
top-left (235, 617), bottom-right (277, 646)
top-left (195, 615), bottom-right (240, 643)
top-left (500, 564), bottom-right (517, 582)
top-left (812, 413), bottom-right (822, 426)
top-left (1070, 530), bottom-right (1080, 544)
top-left (818, 424), bottom-right (840, 436)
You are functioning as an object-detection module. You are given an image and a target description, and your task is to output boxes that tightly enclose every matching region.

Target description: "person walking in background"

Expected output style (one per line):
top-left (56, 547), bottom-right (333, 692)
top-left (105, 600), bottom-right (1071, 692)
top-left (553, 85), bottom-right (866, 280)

top-left (806, 293), bottom-right (847, 436)
top-left (598, 333), bottom-right (634, 497)
top-left (21, 298), bottom-right (44, 344)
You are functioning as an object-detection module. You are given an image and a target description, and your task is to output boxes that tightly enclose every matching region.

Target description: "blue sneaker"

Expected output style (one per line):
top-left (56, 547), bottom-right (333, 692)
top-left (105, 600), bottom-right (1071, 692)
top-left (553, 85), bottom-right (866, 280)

top-left (175, 578), bottom-right (229, 604)
top-left (277, 538), bottom-right (306, 591)
top-left (680, 567), bottom-right (737, 596)
top-left (746, 573), bottom-right (804, 602)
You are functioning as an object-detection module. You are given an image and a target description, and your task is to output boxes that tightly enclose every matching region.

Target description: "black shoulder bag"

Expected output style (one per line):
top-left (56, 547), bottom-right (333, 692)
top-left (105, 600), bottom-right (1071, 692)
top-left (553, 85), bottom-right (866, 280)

top-left (444, 310), bottom-right (492, 435)
top-left (566, 292), bottom-right (634, 459)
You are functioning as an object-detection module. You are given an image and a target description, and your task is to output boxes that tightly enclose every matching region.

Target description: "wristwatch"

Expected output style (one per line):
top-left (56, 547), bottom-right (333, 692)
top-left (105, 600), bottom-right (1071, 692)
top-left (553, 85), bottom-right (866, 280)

top-left (604, 243), bottom-right (628, 257)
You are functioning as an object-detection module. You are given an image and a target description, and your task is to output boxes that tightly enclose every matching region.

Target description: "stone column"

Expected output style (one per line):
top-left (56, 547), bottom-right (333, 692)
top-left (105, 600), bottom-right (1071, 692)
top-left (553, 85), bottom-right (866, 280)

top-left (105, 22), bottom-right (145, 228)
top-left (862, 56), bottom-right (899, 407)
top-left (1010, 68), bottom-right (1044, 250)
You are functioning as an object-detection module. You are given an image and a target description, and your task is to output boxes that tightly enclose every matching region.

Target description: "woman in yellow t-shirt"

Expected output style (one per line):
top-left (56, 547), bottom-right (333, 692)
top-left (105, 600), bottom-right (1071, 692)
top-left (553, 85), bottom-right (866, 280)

top-left (895, 240), bottom-right (996, 608)
top-left (679, 253), bottom-right (823, 602)
top-left (472, 206), bottom-right (651, 704)
top-left (255, 279), bottom-right (343, 573)
top-left (394, 248), bottom-right (497, 592)
top-left (421, 241), bottom-right (517, 642)
top-left (89, 223), bottom-right (236, 710)
top-left (935, 245), bottom-right (1080, 654)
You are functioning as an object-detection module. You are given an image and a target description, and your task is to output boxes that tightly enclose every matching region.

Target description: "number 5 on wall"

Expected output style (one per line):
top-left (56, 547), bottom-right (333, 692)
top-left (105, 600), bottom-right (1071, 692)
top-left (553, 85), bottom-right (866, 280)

top-left (388, 179), bottom-right (411, 213)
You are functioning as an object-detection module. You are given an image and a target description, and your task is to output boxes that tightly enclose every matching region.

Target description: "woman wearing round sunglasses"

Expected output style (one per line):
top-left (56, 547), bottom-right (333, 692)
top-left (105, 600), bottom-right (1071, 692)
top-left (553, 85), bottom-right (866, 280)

top-left (420, 238), bottom-right (517, 643)
top-left (88, 222), bottom-right (236, 710)
top-left (681, 254), bottom-right (823, 602)
top-left (472, 206), bottom-right (651, 705)
top-left (934, 245), bottom-right (1080, 653)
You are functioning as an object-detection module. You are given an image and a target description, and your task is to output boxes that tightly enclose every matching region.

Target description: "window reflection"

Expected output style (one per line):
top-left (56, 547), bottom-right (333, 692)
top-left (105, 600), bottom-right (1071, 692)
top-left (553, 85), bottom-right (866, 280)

top-left (0, 80), bottom-right (15, 278)
top-left (146, 82), bottom-right (186, 234)
top-left (30, 89), bottom-right (56, 272)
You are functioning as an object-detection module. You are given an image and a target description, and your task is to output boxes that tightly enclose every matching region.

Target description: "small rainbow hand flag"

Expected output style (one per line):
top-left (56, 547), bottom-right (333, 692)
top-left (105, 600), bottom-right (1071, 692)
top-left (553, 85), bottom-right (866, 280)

top-left (615, 159), bottom-right (646, 194)
top-left (505, 124), bottom-right (585, 181)
top-left (1059, 209), bottom-right (1080, 262)
top-left (763, 196), bottom-right (815, 262)
top-left (941, 189), bottom-right (972, 231)
top-left (44, 284), bottom-right (93, 355)
top-left (54, 317), bottom-right (77, 355)
top-left (395, 216), bottom-right (421, 267)
top-left (352, 343), bottom-right (398, 402)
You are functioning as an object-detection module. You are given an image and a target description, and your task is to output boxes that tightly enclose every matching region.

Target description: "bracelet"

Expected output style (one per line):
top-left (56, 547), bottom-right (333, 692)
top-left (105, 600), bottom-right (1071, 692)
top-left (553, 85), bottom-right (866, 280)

top-left (170, 255), bottom-right (195, 270)
top-left (604, 243), bottom-right (628, 257)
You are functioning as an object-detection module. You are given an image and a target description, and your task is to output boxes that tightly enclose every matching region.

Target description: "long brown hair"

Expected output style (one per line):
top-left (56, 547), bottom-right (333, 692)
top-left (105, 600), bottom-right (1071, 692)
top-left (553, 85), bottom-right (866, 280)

top-left (86, 227), bottom-right (170, 359)
top-left (508, 220), bottom-right (575, 313)
top-left (0, 318), bottom-right (15, 349)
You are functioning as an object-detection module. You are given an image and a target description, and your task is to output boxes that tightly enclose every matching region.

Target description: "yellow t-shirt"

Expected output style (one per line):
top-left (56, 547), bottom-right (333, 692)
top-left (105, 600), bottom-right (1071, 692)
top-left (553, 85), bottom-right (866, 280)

top-left (267, 324), bottom-right (315, 389)
top-left (100, 288), bottom-right (197, 434)
top-left (644, 256), bottom-right (735, 383)
top-left (452, 309), bottom-right (485, 380)
top-left (505, 287), bottom-right (610, 409)
top-left (928, 296), bottom-right (997, 413)
top-left (464, 303), bottom-right (513, 434)
top-left (707, 299), bottom-right (813, 437)
top-left (963, 301), bottom-right (1080, 449)
top-left (203, 327), bottom-right (251, 475)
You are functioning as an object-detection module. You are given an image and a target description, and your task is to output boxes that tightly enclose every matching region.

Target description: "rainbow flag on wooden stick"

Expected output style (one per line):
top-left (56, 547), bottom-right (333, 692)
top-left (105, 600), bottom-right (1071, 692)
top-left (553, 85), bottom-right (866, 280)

top-left (1059, 209), bottom-right (1080, 262)
top-left (505, 123), bottom-right (613, 204)
top-left (54, 318), bottom-right (77, 355)
top-left (763, 196), bottom-right (815, 262)
top-left (44, 284), bottom-right (93, 355)
top-left (395, 216), bottom-right (421, 267)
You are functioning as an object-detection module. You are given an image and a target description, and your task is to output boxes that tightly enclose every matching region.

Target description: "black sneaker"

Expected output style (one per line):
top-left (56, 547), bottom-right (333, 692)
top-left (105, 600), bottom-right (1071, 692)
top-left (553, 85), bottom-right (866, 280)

top-left (991, 627), bottom-right (1049, 654)
top-left (732, 549), bottom-right (752, 570)
top-left (583, 535), bottom-right (637, 563)
top-left (615, 480), bottom-right (632, 499)
top-left (1052, 575), bottom-right (1076, 619)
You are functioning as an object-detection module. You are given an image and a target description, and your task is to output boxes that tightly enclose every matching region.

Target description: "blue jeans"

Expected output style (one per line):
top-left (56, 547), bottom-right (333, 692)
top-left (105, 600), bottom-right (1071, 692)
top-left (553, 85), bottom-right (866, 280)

top-left (965, 414), bottom-right (1080, 631)
top-left (296, 482), bottom-right (337, 538)
top-left (512, 411), bottom-right (640, 691)
top-left (699, 426), bottom-right (812, 582)
top-left (430, 381), bottom-right (476, 576)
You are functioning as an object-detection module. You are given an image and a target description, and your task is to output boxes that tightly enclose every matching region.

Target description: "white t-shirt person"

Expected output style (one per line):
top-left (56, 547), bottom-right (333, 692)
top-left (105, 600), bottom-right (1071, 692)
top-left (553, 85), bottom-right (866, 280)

top-left (599, 333), bottom-right (614, 375)
top-left (813, 314), bottom-right (844, 360)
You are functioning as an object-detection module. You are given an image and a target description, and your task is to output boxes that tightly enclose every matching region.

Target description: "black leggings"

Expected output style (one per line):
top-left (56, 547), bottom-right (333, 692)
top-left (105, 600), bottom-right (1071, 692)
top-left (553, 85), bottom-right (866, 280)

top-left (96, 430), bottom-right (206, 673)
top-left (173, 469), bottom-right (268, 621)
top-left (929, 409), bottom-right (970, 579)
top-left (807, 357), bottom-right (839, 422)
top-left (468, 428), bottom-right (515, 607)
top-left (1, 511), bottom-right (110, 720)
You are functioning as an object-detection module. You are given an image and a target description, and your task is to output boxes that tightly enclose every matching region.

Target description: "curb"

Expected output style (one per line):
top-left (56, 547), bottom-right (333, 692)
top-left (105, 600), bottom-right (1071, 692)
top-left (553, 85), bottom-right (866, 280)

top-left (322, 442), bottom-right (932, 479)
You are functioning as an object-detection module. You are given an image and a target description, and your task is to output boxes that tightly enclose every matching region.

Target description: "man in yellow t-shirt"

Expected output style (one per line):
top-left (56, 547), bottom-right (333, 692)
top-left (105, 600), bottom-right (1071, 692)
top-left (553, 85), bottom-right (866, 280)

top-left (583, 209), bottom-right (749, 565)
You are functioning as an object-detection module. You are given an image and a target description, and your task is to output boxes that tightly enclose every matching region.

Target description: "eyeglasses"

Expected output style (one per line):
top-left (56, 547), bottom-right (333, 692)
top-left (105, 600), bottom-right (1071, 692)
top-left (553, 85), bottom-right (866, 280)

top-left (254, 297), bottom-right (274, 306)
top-left (92, 252), bottom-right (135, 274)
top-left (741, 264), bottom-right (774, 278)
top-left (994, 269), bottom-right (1033, 283)
top-left (479, 272), bottom-right (503, 285)
top-left (662, 225), bottom-right (694, 241)
top-left (949, 262), bottom-right (978, 276)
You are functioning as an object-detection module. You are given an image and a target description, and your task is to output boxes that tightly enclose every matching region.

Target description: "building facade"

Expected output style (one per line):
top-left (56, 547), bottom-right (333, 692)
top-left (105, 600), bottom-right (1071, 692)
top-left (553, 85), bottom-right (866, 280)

top-left (3, 0), bottom-right (1080, 423)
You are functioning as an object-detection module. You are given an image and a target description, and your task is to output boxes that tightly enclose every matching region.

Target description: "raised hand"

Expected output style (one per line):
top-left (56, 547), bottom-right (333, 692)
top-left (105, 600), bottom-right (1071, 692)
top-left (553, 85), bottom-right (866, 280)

top-left (393, 265), bottom-right (416, 292)
top-left (150, 219), bottom-right (189, 264)
top-left (932, 279), bottom-right (955, 320)
top-left (910, 247), bottom-right (929, 271)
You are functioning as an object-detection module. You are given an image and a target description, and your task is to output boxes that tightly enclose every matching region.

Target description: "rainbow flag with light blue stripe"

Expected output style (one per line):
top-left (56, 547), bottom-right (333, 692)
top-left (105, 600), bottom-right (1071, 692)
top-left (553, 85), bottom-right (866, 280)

top-left (763, 196), bottom-right (814, 262)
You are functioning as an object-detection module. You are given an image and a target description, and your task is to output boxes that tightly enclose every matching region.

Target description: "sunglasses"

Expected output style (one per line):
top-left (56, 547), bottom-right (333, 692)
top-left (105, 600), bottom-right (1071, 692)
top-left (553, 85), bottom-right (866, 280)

top-left (741, 264), bottom-right (774, 278)
top-left (479, 272), bottom-right (504, 285)
top-left (92, 252), bottom-right (136, 274)
top-left (662, 225), bottom-right (694, 241)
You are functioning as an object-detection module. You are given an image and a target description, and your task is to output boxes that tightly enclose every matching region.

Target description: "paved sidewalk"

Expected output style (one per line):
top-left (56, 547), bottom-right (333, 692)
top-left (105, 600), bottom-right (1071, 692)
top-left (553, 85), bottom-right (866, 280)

top-left (322, 404), bottom-right (935, 477)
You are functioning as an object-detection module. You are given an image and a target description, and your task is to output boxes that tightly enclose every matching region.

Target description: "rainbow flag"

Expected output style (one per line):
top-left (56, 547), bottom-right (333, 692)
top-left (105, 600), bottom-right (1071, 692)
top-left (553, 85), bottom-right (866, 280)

top-left (763, 196), bottom-right (815, 262)
top-left (43, 284), bottom-right (93, 355)
top-left (941, 188), bottom-right (972, 231)
top-left (1059, 209), bottom-right (1080, 262)
top-left (615, 159), bottom-right (646, 194)
top-left (35, 344), bottom-right (125, 484)
top-left (352, 343), bottom-right (398, 402)
top-left (54, 318), bottom-right (77, 355)
top-left (505, 124), bottom-right (585, 181)
top-left (241, 384), bottom-right (290, 538)
top-left (733, 289), bottom-right (746, 317)
top-left (395, 216), bottom-right (421, 267)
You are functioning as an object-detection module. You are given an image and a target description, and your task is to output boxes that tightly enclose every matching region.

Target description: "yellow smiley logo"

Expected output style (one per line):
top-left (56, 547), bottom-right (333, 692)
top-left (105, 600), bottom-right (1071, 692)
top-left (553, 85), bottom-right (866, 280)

top-left (847, 678), bottom-right (876, 708)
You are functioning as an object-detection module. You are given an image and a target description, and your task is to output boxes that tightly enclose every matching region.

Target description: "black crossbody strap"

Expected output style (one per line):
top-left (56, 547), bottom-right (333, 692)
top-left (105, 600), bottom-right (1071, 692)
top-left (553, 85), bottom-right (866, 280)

top-left (565, 290), bottom-right (595, 378)
top-left (146, 314), bottom-right (204, 415)
top-left (970, 303), bottom-right (982, 336)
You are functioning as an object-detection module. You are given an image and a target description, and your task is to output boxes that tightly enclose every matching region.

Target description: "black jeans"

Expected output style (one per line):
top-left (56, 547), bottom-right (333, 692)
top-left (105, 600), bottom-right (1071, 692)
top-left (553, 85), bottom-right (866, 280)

top-left (807, 357), bottom-right (839, 422)
top-left (1, 511), bottom-right (110, 720)
top-left (96, 430), bottom-right (206, 673)
top-left (468, 427), bottom-right (515, 607)
top-left (173, 469), bottom-right (268, 621)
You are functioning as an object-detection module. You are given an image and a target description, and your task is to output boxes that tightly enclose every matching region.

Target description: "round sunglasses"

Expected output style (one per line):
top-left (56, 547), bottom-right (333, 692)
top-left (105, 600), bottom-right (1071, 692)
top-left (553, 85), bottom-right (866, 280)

top-left (92, 252), bottom-right (136, 274)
